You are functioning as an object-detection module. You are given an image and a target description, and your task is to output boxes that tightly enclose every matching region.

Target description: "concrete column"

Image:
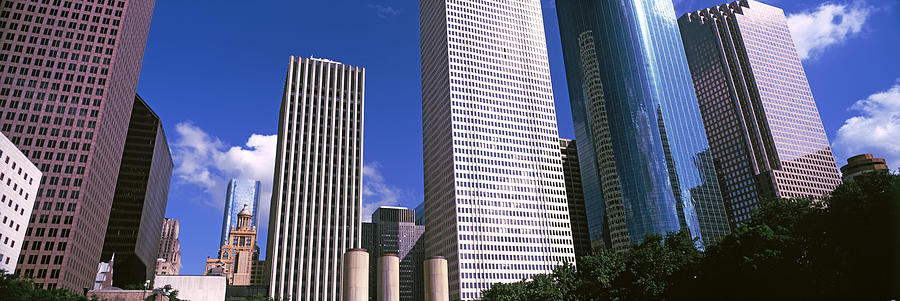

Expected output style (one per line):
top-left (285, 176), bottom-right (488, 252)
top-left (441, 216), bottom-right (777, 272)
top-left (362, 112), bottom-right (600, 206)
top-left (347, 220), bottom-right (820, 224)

top-left (342, 248), bottom-right (369, 301)
top-left (424, 256), bottom-right (449, 301)
top-left (377, 254), bottom-right (400, 301)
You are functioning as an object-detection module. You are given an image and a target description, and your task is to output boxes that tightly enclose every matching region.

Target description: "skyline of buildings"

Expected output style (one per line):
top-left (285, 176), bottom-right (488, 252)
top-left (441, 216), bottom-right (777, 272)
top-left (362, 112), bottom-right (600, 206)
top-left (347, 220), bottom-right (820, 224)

top-left (556, 0), bottom-right (731, 252)
top-left (100, 93), bottom-right (173, 287)
top-left (420, 0), bottom-right (578, 299)
top-left (265, 56), bottom-right (365, 300)
top-left (362, 206), bottom-right (426, 301)
top-left (679, 0), bottom-right (843, 227)
top-left (0, 0), bottom-right (157, 290)
top-left (0, 132), bottom-right (41, 273)
top-left (0, 0), bottom-right (887, 298)
top-left (219, 179), bottom-right (260, 251)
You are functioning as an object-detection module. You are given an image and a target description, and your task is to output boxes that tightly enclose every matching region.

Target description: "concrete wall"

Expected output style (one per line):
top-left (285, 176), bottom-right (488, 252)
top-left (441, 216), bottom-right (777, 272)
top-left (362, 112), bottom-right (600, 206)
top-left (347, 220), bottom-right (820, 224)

top-left (89, 290), bottom-right (168, 301)
top-left (155, 275), bottom-right (226, 301)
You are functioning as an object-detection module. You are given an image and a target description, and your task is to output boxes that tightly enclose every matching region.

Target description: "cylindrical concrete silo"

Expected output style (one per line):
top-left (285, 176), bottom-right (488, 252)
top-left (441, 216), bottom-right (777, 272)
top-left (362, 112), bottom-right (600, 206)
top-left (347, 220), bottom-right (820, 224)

top-left (377, 254), bottom-right (400, 301)
top-left (342, 248), bottom-right (369, 301)
top-left (424, 256), bottom-right (449, 301)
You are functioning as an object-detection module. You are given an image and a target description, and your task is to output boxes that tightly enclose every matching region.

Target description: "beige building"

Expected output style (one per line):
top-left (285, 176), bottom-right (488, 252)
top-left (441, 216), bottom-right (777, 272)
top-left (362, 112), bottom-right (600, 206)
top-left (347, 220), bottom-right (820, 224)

top-left (156, 218), bottom-right (181, 275)
top-left (205, 205), bottom-right (257, 286)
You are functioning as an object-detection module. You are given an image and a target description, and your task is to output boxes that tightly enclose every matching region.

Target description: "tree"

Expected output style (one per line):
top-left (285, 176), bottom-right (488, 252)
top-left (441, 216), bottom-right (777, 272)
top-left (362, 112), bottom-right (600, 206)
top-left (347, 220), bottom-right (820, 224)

top-left (0, 271), bottom-right (99, 301)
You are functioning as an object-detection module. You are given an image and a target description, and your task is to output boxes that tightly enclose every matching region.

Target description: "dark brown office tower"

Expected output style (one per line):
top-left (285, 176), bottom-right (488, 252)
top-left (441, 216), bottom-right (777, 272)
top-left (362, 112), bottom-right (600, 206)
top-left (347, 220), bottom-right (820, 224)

top-left (0, 0), bottom-right (156, 290)
top-left (100, 94), bottom-right (172, 287)
top-left (560, 139), bottom-right (591, 259)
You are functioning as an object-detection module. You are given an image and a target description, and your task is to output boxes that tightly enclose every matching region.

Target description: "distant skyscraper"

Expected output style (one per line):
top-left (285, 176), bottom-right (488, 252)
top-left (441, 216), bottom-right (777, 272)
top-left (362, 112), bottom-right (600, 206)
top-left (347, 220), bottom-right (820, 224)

top-left (559, 139), bottom-right (591, 259)
top-left (841, 154), bottom-right (889, 181)
top-left (0, 0), bottom-right (156, 290)
top-left (220, 179), bottom-right (260, 250)
top-left (679, 0), bottom-right (842, 226)
top-left (101, 94), bottom-right (173, 287)
top-left (0, 132), bottom-right (41, 273)
top-left (362, 207), bottom-right (425, 301)
top-left (266, 56), bottom-right (364, 301)
top-left (556, 0), bottom-right (730, 252)
top-left (420, 0), bottom-right (577, 299)
top-left (156, 218), bottom-right (181, 276)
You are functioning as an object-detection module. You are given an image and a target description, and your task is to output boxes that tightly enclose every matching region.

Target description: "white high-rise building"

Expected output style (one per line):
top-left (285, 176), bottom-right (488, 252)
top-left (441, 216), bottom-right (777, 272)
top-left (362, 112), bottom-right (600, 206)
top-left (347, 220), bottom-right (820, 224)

top-left (419, 0), bottom-right (576, 299)
top-left (0, 132), bottom-right (41, 273)
top-left (266, 57), bottom-right (365, 300)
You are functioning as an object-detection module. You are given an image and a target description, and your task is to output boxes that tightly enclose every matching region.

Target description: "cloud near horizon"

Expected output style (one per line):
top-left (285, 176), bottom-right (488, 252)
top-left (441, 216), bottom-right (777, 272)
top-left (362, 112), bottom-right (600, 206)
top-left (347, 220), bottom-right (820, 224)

top-left (833, 79), bottom-right (900, 171)
top-left (786, 2), bottom-right (872, 60)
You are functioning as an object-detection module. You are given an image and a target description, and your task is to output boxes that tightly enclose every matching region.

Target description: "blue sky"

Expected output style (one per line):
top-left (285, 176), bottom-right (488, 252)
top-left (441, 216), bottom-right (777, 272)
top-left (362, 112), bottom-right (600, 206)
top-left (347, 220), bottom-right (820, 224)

top-left (135, 0), bottom-right (900, 274)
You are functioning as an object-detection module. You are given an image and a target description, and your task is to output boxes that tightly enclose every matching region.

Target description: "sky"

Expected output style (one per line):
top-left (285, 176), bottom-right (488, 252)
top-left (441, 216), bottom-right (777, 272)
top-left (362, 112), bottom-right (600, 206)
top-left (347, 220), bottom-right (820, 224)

top-left (134, 0), bottom-right (900, 275)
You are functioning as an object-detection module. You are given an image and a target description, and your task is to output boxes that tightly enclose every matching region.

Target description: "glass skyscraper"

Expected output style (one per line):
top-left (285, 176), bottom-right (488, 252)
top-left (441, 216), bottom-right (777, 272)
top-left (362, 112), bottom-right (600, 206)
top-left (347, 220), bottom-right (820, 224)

top-left (421, 0), bottom-right (576, 299)
top-left (556, 0), bottom-right (730, 252)
top-left (219, 179), bottom-right (260, 250)
top-left (679, 0), bottom-right (842, 227)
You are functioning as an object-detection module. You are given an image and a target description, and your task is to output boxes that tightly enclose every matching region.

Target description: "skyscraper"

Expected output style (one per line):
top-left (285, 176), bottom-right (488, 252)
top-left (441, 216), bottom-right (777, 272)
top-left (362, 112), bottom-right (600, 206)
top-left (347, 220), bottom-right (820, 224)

top-left (206, 204), bottom-right (257, 286)
top-left (0, 132), bottom-right (41, 273)
top-left (559, 139), bottom-right (591, 259)
top-left (679, 0), bottom-right (842, 226)
top-left (556, 0), bottom-right (730, 252)
top-left (155, 218), bottom-right (181, 276)
top-left (101, 94), bottom-right (173, 287)
top-left (362, 207), bottom-right (425, 301)
top-left (841, 154), bottom-right (889, 181)
top-left (420, 0), bottom-right (577, 299)
top-left (0, 0), bottom-right (156, 290)
top-left (265, 56), bottom-right (364, 300)
top-left (219, 179), bottom-right (260, 250)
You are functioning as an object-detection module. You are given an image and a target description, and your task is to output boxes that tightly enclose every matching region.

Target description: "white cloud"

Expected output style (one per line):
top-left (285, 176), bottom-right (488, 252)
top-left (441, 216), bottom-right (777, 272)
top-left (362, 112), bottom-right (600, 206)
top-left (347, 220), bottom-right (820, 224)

top-left (368, 4), bottom-right (399, 19)
top-left (171, 122), bottom-right (276, 220)
top-left (834, 79), bottom-right (900, 171)
top-left (787, 2), bottom-right (872, 60)
top-left (361, 162), bottom-right (409, 222)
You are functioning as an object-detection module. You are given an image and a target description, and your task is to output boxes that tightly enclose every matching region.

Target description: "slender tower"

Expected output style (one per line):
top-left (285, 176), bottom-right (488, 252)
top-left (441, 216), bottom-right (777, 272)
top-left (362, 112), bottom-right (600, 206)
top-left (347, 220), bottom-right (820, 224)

top-left (679, 0), bottom-right (843, 227)
top-left (219, 179), bottom-right (260, 250)
top-left (420, 0), bottom-right (577, 299)
top-left (0, 0), bottom-right (156, 290)
top-left (556, 0), bottom-right (731, 252)
top-left (266, 56), bottom-right (364, 300)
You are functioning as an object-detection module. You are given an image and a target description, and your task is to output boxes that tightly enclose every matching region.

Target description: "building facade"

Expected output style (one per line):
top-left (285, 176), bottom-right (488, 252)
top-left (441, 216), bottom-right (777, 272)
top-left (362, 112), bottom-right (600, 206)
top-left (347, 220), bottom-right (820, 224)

top-left (559, 139), bottom-right (591, 259)
top-left (0, 0), bottom-right (156, 290)
top-left (556, 0), bottom-right (731, 252)
top-left (362, 207), bottom-right (425, 301)
top-left (265, 56), bottom-right (364, 300)
top-left (0, 132), bottom-right (41, 273)
top-left (219, 179), bottom-right (259, 250)
top-left (101, 94), bottom-right (173, 287)
top-left (841, 154), bottom-right (889, 181)
top-left (155, 218), bottom-right (180, 276)
top-left (206, 205), bottom-right (256, 286)
top-left (420, 0), bottom-right (577, 299)
top-left (679, 0), bottom-right (842, 226)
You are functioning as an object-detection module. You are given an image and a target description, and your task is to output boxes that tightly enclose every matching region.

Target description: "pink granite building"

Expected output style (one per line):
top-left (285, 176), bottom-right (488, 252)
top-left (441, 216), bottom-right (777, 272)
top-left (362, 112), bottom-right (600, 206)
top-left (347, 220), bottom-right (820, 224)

top-left (0, 0), bottom-right (155, 291)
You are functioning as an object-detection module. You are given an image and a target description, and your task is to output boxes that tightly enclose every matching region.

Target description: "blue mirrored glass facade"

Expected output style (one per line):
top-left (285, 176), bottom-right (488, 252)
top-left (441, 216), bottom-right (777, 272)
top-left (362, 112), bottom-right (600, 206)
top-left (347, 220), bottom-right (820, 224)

top-left (556, 0), bottom-right (730, 251)
top-left (219, 179), bottom-right (261, 249)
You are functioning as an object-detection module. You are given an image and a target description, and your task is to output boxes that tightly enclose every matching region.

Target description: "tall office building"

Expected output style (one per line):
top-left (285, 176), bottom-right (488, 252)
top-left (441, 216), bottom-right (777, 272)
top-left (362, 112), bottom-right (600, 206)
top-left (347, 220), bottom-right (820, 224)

top-left (420, 1), bottom-right (577, 299)
top-left (265, 56), bottom-right (364, 300)
top-left (361, 206), bottom-right (425, 301)
top-left (206, 204), bottom-right (257, 286)
top-left (100, 94), bottom-right (172, 287)
top-left (0, 0), bottom-right (156, 290)
top-left (219, 179), bottom-right (260, 250)
top-left (556, 0), bottom-right (730, 252)
top-left (0, 132), bottom-right (41, 273)
top-left (559, 139), bottom-right (591, 259)
top-left (841, 154), bottom-right (889, 181)
top-left (679, 0), bottom-right (842, 226)
top-left (155, 218), bottom-right (180, 276)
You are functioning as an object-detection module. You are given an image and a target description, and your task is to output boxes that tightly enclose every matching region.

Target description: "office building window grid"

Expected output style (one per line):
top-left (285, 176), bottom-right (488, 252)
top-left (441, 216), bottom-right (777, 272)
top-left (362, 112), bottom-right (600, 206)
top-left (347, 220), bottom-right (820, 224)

top-left (422, 0), bottom-right (576, 299)
top-left (679, 0), bottom-right (842, 226)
